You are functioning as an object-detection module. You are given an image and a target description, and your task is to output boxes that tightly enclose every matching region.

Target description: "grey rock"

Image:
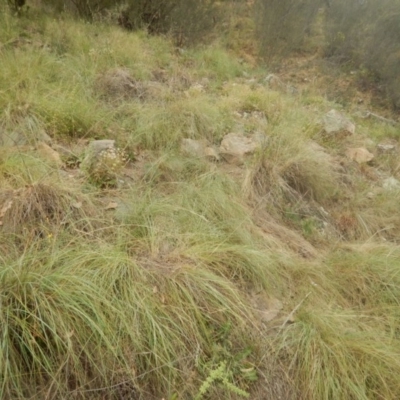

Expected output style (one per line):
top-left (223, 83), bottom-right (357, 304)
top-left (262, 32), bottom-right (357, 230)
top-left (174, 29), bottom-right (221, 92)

top-left (81, 140), bottom-right (116, 168)
top-left (383, 177), bottom-right (400, 192)
top-left (0, 116), bottom-right (52, 147)
top-left (180, 138), bottom-right (220, 161)
top-left (323, 109), bottom-right (355, 136)
top-left (377, 143), bottom-right (396, 153)
top-left (181, 138), bottom-right (208, 157)
top-left (219, 132), bottom-right (267, 165)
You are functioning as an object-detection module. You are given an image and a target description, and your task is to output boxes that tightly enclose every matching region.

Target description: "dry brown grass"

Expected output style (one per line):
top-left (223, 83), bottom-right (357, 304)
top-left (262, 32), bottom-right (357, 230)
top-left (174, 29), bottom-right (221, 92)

top-left (0, 183), bottom-right (98, 240)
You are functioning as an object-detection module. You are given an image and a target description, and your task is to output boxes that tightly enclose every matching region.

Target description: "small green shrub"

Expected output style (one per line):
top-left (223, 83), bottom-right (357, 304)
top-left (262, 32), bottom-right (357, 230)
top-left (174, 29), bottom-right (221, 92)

top-left (83, 146), bottom-right (128, 188)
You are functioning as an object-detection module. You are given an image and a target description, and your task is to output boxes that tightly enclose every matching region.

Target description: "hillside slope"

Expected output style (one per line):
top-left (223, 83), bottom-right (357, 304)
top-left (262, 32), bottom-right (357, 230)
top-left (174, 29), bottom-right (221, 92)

top-left (1, 7), bottom-right (400, 400)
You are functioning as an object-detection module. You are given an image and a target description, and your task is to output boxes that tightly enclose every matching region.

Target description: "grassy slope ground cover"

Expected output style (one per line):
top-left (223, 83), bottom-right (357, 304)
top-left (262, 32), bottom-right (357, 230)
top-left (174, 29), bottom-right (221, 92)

top-left (1, 6), bottom-right (400, 400)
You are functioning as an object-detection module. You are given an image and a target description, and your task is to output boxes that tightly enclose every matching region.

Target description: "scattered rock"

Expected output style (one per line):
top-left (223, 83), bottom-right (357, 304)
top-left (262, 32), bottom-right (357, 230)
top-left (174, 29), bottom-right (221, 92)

top-left (1, 117), bottom-right (52, 147)
top-left (323, 109), bottom-right (355, 136)
top-left (250, 292), bottom-right (283, 324)
top-left (345, 147), bottom-right (374, 164)
top-left (219, 132), bottom-right (267, 165)
top-left (307, 141), bottom-right (333, 160)
top-left (180, 138), bottom-right (220, 161)
top-left (85, 139), bottom-right (115, 159)
top-left (105, 201), bottom-right (118, 210)
top-left (383, 177), bottom-right (400, 192)
top-left (189, 83), bottom-right (205, 93)
top-left (95, 68), bottom-right (147, 100)
top-left (36, 142), bottom-right (63, 167)
top-left (181, 138), bottom-right (207, 157)
top-left (377, 143), bottom-right (396, 153)
top-left (204, 146), bottom-right (220, 162)
top-left (264, 74), bottom-right (297, 94)
top-left (366, 192), bottom-right (374, 199)
top-left (81, 139), bottom-right (116, 171)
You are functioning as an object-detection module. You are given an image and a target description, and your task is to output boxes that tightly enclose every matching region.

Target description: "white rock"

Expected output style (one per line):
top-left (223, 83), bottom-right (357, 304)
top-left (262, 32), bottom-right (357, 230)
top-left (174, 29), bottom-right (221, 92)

top-left (377, 143), bottom-right (396, 153)
top-left (383, 177), bottom-right (400, 192)
top-left (323, 109), bottom-right (355, 136)
top-left (181, 138), bottom-right (208, 157)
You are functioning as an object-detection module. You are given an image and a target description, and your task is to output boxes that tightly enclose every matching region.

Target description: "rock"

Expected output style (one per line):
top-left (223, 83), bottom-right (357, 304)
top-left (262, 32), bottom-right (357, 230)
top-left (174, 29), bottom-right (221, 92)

top-left (95, 68), bottom-right (146, 100)
top-left (87, 139), bottom-right (115, 156)
top-left (323, 109), bottom-right (355, 136)
top-left (345, 147), bottom-right (374, 164)
top-left (81, 140), bottom-right (116, 168)
top-left (219, 132), bottom-right (267, 165)
top-left (180, 138), bottom-right (220, 161)
top-left (366, 192), bottom-right (374, 199)
top-left (204, 146), bottom-right (220, 162)
top-left (250, 292), bottom-right (283, 324)
top-left (181, 138), bottom-right (208, 157)
top-left (1, 117), bottom-right (52, 147)
top-left (36, 142), bottom-right (63, 167)
top-left (383, 177), bottom-right (400, 192)
top-left (377, 143), bottom-right (396, 153)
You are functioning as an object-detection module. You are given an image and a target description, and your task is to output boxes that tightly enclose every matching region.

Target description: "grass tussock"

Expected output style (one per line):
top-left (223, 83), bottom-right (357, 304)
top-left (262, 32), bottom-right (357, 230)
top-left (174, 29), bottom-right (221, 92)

top-left (0, 183), bottom-right (98, 243)
top-left (1, 5), bottom-right (400, 399)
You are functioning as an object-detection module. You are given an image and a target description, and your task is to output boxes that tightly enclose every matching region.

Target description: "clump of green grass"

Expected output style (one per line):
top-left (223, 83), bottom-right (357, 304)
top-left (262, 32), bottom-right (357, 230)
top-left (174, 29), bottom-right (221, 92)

top-left (191, 46), bottom-right (244, 83)
top-left (0, 232), bottom-right (262, 398)
top-left (123, 94), bottom-right (229, 150)
top-left (263, 243), bottom-right (400, 400)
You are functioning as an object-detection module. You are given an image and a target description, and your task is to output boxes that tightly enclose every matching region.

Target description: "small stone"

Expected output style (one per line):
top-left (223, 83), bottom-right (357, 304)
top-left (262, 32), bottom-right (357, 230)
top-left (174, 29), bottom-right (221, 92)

top-left (377, 143), bottom-right (396, 153)
top-left (383, 177), bottom-right (400, 192)
top-left (366, 192), bottom-right (374, 199)
top-left (36, 142), bottom-right (63, 167)
top-left (345, 147), bottom-right (374, 164)
top-left (180, 138), bottom-right (208, 157)
top-left (204, 146), bottom-right (220, 162)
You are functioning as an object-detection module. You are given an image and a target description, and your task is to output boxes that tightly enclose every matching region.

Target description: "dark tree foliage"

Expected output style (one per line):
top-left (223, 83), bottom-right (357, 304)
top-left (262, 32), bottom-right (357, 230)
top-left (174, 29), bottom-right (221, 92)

top-left (39, 0), bottom-right (218, 45)
top-left (120, 0), bottom-right (218, 45)
top-left (8, 0), bottom-right (26, 11)
top-left (325, 0), bottom-right (400, 108)
top-left (254, 0), bottom-right (322, 61)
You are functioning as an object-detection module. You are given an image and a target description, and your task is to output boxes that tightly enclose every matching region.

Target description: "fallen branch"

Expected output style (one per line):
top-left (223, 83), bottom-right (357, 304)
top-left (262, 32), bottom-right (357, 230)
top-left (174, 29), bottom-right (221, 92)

top-left (361, 111), bottom-right (398, 126)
